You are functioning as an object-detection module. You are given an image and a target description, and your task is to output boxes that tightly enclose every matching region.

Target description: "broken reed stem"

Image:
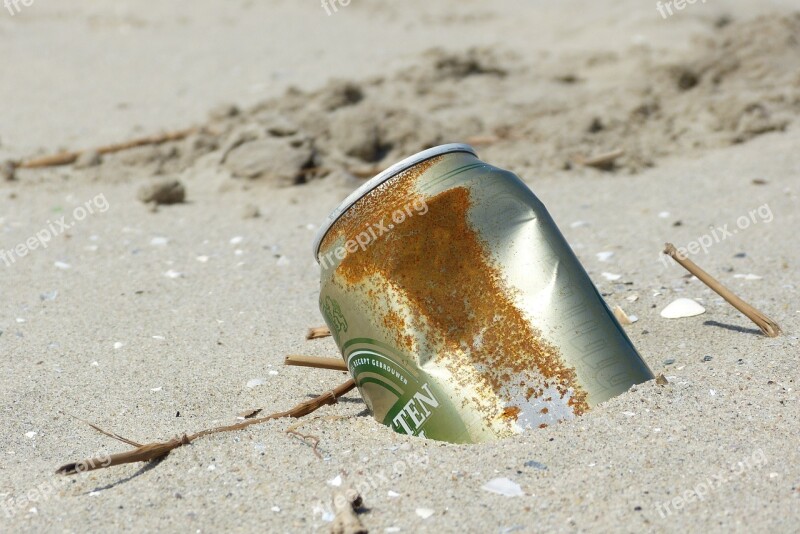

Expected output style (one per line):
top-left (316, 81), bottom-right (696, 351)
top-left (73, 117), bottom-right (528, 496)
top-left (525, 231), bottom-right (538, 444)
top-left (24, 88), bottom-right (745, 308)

top-left (578, 148), bottom-right (624, 169)
top-left (56, 379), bottom-right (356, 475)
top-left (285, 354), bottom-right (348, 372)
top-left (20, 127), bottom-right (199, 169)
top-left (306, 326), bottom-right (332, 339)
top-left (663, 243), bottom-right (781, 337)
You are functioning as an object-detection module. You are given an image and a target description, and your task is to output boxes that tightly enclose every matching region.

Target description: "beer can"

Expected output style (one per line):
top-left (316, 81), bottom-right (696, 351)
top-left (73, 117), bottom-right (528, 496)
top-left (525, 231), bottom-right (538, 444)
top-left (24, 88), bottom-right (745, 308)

top-left (313, 144), bottom-right (653, 443)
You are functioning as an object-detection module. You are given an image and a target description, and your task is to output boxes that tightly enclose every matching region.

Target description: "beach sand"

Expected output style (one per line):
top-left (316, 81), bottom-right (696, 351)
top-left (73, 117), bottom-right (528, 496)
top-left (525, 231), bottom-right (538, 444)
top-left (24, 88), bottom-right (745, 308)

top-left (1, 1), bottom-right (798, 532)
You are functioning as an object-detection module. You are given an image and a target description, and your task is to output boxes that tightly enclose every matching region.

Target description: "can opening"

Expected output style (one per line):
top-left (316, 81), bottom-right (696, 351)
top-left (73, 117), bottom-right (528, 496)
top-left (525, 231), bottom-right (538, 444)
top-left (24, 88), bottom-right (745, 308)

top-left (312, 143), bottom-right (477, 262)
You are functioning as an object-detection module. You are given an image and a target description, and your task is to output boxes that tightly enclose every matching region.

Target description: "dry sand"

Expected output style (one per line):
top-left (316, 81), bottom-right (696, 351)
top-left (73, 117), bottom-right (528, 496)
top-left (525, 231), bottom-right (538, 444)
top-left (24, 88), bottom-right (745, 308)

top-left (1, 1), bottom-right (799, 532)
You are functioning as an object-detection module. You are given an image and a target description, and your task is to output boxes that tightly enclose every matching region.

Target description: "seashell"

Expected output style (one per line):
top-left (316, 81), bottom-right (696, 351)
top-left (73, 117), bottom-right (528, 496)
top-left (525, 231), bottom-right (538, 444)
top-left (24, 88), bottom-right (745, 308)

top-left (660, 298), bottom-right (706, 318)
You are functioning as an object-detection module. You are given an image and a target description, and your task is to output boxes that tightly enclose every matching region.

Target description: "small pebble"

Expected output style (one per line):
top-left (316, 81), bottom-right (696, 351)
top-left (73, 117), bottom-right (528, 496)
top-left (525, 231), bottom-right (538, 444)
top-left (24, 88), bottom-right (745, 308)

top-left (241, 204), bottom-right (260, 219)
top-left (54, 261), bottom-right (71, 270)
top-left (663, 359), bottom-right (676, 365)
top-left (39, 290), bottom-right (58, 301)
top-left (137, 178), bottom-right (186, 205)
top-left (208, 103), bottom-right (240, 121)
top-left (1, 160), bottom-right (17, 181)
top-left (415, 508), bottom-right (435, 519)
top-left (524, 460), bottom-right (547, 470)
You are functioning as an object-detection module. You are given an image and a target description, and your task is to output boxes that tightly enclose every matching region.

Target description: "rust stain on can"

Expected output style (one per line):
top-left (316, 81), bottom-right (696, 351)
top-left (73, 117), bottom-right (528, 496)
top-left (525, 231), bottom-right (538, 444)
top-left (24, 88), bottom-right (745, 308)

top-left (324, 161), bottom-right (589, 429)
top-left (319, 156), bottom-right (441, 254)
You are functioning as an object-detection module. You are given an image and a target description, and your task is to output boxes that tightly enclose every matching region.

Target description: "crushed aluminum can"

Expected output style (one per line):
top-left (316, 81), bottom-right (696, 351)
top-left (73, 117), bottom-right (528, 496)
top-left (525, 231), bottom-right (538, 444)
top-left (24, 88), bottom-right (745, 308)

top-left (313, 143), bottom-right (654, 443)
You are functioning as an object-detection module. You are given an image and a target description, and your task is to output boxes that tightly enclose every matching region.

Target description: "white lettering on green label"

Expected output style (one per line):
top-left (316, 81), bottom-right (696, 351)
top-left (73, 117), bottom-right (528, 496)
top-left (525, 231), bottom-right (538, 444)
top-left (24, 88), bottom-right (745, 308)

top-left (390, 383), bottom-right (440, 436)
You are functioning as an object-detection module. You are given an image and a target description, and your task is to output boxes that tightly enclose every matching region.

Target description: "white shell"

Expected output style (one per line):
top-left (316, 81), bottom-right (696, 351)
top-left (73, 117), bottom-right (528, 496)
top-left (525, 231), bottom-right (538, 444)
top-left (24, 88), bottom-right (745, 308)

top-left (415, 508), bottom-right (435, 519)
top-left (481, 477), bottom-right (524, 497)
top-left (733, 274), bottom-right (762, 280)
top-left (660, 298), bottom-right (706, 318)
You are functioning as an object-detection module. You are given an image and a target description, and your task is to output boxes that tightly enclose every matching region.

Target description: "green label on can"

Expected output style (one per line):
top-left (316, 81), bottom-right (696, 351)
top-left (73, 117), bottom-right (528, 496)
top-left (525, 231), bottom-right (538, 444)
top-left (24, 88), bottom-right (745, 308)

top-left (343, 338), bottom-right (471, 443)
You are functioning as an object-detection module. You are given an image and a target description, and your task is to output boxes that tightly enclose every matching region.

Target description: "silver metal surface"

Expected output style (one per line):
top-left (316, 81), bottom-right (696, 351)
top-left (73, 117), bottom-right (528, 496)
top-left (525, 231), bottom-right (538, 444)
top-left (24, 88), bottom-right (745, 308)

top-left (312, 143), bottom-right (476, 261)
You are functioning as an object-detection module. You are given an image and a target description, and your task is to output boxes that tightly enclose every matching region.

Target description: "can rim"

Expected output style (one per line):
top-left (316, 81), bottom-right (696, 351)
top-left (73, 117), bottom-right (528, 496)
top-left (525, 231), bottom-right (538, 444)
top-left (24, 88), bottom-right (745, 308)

top-left (312, 143), bottom-right (477, 261)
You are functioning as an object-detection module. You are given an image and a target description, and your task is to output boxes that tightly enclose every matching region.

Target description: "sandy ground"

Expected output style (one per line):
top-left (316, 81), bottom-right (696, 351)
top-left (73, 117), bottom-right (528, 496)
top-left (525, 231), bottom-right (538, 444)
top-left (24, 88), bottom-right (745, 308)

top-left (1, 1), bottom-right (799, 533)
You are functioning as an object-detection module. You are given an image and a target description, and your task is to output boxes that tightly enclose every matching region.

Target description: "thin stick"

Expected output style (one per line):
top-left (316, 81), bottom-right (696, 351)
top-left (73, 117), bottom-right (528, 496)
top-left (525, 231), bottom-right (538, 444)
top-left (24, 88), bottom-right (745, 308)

top-left (285, 354), bottom-right (348, 372)
top-left (663, 243), bottom-right (781, 337)
top-left (84, 419), bottom-right (143, 448)
top-left (56, 379), bottom-right (356, 475)
top-left (577, 148), bottom-right (624, 169)
top-left (306, 326), bottom-right (331, 340)
top-left (285, 427), bottom-right (322, 460)
top-left (20, 128), bottom-right (198, 169)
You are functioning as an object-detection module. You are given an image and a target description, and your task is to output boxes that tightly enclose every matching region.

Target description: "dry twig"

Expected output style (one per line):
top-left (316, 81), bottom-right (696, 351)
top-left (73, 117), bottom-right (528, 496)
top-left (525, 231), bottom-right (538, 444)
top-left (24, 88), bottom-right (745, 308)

top-left (307, 326), bottom-right (332, 340)
top-left (576, 148), bottom-right (624, 170)
top-left (20, 128), bottom-right (199, 169)
top-left (56, 379), bottom-right (356, 475)
top-left (663, 243), bottom-right (781, 337)
top-left (285, 354), bottom-right (348, 372)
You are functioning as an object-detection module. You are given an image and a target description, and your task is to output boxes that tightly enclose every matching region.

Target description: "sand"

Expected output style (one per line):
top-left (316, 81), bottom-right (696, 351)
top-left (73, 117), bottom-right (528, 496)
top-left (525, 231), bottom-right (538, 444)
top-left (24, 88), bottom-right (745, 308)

top-left (1, 1), bottom-right (798, 532)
